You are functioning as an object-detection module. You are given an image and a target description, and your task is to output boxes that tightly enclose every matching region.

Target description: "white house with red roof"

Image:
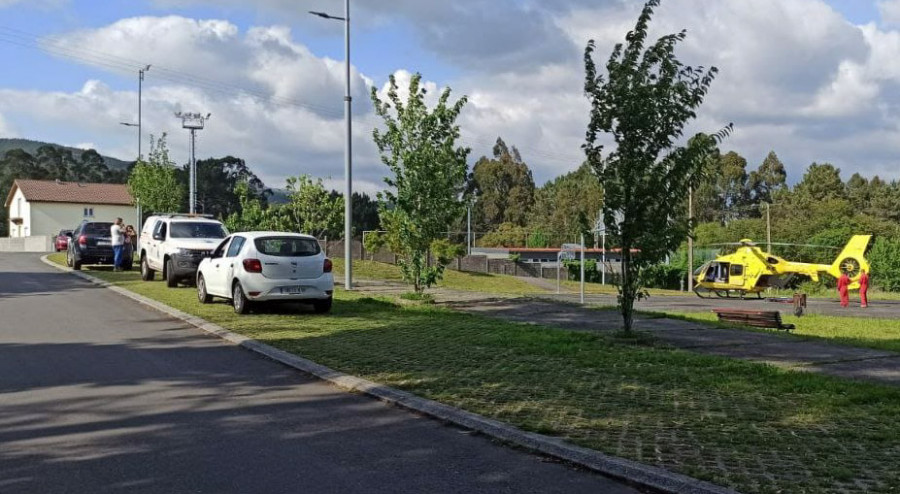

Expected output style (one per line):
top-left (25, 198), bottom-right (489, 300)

top-left (5, 179), bottom-right (136, 238)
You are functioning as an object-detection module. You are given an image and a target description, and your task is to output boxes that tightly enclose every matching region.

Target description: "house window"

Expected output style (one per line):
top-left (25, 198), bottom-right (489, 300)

top-left (16, 198), bottom-right (21, 217)
top-left (83, 207), bottom-right (94, 218)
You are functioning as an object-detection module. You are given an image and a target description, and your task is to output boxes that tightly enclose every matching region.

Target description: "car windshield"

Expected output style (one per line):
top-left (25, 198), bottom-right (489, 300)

top-left (170, 222), bottom-right (227, 239)
top-left (83, 223), bottom-right (113, 235)
top-left (254, 237), bottom-right (321, 257)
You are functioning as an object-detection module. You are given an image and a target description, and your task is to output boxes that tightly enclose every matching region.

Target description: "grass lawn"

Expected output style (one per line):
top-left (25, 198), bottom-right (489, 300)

top-left (47, 253), bottom-right (900, 493)
top-left (662, 309), bottom-right (900, 354)
top-left (332, 259), bottom-right (544, 295)
top-left (333, 258), bottom-right (688, 297)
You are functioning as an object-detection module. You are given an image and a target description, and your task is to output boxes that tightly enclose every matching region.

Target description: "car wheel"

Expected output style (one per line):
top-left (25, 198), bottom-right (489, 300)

top-left (66, 250), bottom-right (73, 268)
top-left (232, 282), bottom-right (251, 315)
top-left (165, 259), bottom-right (177, 288)
top-left (313, 297), bottom-right (333, 314)
top-left (141, 255), bottom-right (155, 281)
top-left (197, 275), bottom-right (212, 304)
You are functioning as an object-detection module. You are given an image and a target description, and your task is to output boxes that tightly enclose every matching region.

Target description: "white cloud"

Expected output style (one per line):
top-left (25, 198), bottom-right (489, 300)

top-left (0, 112), bottom-right (16, 137)
top-left (879, 0), bottom-right (900, 26)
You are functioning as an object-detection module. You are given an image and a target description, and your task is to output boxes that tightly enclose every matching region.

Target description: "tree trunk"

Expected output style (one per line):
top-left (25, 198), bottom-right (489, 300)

top-left (620, 248), bottom-right (634, 333)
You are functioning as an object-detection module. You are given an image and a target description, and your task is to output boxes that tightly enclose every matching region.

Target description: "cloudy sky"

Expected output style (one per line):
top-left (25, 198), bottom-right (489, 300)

top-left (0, 0), bottom-right (898, 193)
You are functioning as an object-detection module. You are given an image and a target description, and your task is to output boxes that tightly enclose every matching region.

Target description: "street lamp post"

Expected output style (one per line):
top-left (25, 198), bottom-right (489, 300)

top-left (310, 0), bottom-right (353, 290)
top-left (138, 65), bottom-right (151, 159)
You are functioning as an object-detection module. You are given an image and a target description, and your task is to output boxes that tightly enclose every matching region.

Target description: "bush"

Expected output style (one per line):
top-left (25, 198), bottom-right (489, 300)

top-left (563, 259), bottom-right (602, 283)
top-left (869, 237), bottom-right (900, 291)
top-left (641, 264), bottom-right (684, 290)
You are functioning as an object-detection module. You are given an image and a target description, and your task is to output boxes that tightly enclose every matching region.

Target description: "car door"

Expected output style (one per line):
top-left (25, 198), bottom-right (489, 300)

top-left (205, 237), bottom-right (232, 296)
top-left (221, 236), bottom-right (247, 293)
top-left (150, 220), bottom-right (167, 270)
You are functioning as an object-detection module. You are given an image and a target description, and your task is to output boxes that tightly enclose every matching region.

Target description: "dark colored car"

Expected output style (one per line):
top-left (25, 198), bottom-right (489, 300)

top-left (66, 221), bottom-right (133, 271)
top-left (55, 229), bottom-right (73, 252)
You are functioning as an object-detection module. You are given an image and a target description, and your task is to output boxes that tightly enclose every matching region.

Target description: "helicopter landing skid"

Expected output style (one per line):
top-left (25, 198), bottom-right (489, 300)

top-left (693, 288), bottom-right (762, 300)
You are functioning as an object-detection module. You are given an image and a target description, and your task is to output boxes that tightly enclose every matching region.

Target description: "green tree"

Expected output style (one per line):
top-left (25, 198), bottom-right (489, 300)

top-left (869, 237), bottom-right (900, 292)
top-left (528, 163), bottom-right (603, 245)
top-left (178, 156), bottom-right (269, 219)
top-left (717, 151), bottom-right (753, 219)
top-left (583, 0), bottom-right (727, 331)
top-left (280, 175), bottom-right (343, 237)
top-left (794, 163), bottom-right (846, 203)
top-left (370, 72), bottom-right (470, 293)
top-left (479, 222), bottom-right (530, 247)
top-left (127, 134), bottom-right (185, 216)
top-left (224, 181), bottom-right (282, 233)
top-left (749, 150), bottom-right (787, 205)
top-left (76, 149), bottom-right (110, 183)
top-left (468, 137), bottom-right (536, 229)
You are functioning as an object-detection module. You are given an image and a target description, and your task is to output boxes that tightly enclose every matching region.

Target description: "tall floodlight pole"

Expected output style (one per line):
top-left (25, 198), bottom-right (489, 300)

top-left (310, 1), bottom-right (353, 290)
top-left (688, 186), bottom-right (694, 292)
top-left (175, 112), bottom-right (211, 214)
top-left (138, 65), bottom-right (151, 159)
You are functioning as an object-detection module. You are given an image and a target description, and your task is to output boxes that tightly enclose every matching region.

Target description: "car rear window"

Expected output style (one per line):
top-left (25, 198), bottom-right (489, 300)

top-left (170, 222), bottom-right (227, 239)
top-left (254, 237), bottom-right (321, 257)
top-left (83, 223), bottom-right (113, 235)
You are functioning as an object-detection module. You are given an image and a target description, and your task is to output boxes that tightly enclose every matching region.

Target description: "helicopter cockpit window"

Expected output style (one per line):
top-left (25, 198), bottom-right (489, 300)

top-left (767, 257), bottom-right (779, 264)
top-left (730, 264), bottom-right (744, 277)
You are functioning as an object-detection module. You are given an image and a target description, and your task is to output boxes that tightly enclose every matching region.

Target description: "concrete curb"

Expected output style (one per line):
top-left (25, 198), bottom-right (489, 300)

top-left (40, 255), bottom-right (739, 494)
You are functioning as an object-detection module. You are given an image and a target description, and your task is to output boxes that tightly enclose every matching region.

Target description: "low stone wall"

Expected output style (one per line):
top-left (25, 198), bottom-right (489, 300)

top-left (0, 236), bottom-right (53, 252)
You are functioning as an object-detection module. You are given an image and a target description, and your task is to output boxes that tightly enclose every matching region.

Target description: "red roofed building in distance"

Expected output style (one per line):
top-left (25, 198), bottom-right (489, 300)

top-left (5, 179), bottom-right (136, 238)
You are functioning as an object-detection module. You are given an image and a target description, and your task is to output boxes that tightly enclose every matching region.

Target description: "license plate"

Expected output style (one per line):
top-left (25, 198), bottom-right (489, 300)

top-left (281, 286), bottom-right (303, 294)
top-left (97, 241), bottom-right (111, 246)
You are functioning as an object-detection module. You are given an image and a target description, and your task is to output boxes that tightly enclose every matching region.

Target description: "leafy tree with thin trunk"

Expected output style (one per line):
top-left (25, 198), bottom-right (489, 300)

top-left (127, 134), bottom-right (185, 216)
top-left (370, 73), bottom-right (470, 293)
top-left (280, 175), bottom-right (343, 238)
top-left (583, 0), bottom-right (730, 332)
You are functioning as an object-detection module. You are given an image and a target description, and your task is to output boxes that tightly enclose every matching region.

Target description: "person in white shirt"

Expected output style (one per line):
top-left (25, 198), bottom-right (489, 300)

top-left (110, 218), bottom-right (125, 271)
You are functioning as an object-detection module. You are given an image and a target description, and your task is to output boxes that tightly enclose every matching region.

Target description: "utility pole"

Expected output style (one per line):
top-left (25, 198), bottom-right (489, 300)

top-left (687, 186), bottom-right (693, 292)
top-left (138, 65), bottom-right (151, 159)
top-left (175, 112), bottom-right (211, 214)
top-left (467, 204), bottom-right (472, 256)
top-left (766, 202), bottom-right (772, 254)
top-left (310, 0), bottom-right (353, 290)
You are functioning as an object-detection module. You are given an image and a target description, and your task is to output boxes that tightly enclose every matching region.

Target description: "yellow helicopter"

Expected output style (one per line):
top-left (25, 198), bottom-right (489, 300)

top-left (693, 235), bottom-right (872, 298)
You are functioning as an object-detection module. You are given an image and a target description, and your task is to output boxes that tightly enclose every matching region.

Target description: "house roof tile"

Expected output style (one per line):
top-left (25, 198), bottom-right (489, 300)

top-left (5, 179), bottom-right (133, 208)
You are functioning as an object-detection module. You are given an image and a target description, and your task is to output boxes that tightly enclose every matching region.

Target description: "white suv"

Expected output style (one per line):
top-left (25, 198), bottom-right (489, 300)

top-left (139, 214), bottom-right (228, 287)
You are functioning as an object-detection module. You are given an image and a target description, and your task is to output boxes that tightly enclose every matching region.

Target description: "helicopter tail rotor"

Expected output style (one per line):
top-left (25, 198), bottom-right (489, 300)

top-left (827, 235), bottom-right (872, 284)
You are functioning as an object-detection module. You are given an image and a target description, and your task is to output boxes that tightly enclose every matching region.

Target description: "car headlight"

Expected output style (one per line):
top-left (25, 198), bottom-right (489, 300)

top-left (175, 248), bottom-right (193, 256)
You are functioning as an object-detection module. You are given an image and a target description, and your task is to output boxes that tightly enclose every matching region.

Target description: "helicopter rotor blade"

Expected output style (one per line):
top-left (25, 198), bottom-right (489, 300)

top-left (767, 242), bottom-right (840, 249)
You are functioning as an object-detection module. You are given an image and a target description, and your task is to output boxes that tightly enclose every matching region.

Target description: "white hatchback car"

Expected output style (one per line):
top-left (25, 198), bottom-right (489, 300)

top-left (196, 232), bottom-right (334, 314)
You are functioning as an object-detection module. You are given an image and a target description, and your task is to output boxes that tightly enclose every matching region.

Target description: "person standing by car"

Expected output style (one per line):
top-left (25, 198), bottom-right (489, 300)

top-left (110, 218), bottom-right (125, 271)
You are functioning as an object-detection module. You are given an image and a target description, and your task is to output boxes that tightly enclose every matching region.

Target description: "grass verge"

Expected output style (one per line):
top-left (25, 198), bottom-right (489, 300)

top-left (48, 253), bottom-right (900, 494)
top-left (660, 309), bottom-right (900, 354)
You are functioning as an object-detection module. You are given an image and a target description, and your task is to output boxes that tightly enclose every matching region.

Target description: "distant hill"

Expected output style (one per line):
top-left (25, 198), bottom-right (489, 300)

top-left (0, 138), bottom-right (132, 170)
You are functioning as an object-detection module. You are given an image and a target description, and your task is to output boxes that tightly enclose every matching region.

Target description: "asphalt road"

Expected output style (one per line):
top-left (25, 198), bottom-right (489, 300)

top-left (0, 253), bottom-right (639, 494)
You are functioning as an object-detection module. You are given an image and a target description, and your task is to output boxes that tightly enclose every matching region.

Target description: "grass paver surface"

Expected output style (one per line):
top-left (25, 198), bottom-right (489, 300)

top-left (47, 253), bottom-right (900, 494)
top-left (665, 310), bottom-right (900, 354)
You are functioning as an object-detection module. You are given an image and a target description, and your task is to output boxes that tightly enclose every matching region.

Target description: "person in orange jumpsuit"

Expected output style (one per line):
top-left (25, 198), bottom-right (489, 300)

top-left (859, 269), bottom-right (869, 308)
top-left (837, 272), bottom-right (850, 308)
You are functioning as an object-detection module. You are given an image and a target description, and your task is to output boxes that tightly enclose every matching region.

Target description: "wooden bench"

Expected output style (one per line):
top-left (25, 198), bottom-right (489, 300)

top-left (712, 308), bottom-right (795, 330)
